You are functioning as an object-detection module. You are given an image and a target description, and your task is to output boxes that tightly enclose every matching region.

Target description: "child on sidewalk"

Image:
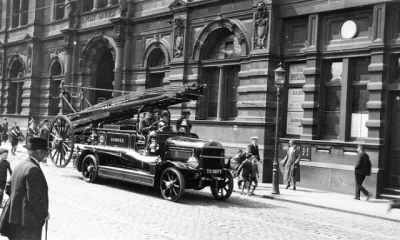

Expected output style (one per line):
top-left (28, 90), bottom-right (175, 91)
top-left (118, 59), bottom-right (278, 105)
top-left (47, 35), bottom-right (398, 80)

top-left (236, 153), bottom-right (253, 195)
top-left (0, 148), bottom-right (12, 207)
top-left (249, 155), bottom-right (259, 196)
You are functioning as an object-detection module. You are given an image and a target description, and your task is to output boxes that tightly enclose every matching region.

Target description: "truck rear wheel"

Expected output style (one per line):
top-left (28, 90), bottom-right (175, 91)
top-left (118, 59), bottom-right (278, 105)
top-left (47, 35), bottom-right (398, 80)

top-left (211, 171), bottom-right (233, 200)
top-left (160, 167), bottom-right (185, 202)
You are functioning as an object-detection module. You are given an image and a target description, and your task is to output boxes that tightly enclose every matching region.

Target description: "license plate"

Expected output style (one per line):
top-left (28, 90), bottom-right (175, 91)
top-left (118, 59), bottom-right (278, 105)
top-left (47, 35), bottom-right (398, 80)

top-left (206, 169), bottom-right (222, 174)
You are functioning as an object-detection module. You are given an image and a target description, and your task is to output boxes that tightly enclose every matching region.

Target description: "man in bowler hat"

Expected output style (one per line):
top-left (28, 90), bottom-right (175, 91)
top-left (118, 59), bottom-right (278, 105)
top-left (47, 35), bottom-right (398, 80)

top-left (3, 137), bottom-right (50, 239)
top-left (354, 144), bottom-right (372, 200)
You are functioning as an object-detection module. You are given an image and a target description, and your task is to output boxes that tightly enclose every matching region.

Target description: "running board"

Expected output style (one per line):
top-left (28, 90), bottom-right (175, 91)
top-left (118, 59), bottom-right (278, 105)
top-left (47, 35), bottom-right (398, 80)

top-left (98, 166), bottom-right (155, 186)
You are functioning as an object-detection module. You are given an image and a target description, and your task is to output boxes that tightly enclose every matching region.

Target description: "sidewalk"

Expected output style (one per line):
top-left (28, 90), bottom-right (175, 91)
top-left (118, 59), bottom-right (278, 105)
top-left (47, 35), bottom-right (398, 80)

top-left (233, 180), bottom-right (400, 222)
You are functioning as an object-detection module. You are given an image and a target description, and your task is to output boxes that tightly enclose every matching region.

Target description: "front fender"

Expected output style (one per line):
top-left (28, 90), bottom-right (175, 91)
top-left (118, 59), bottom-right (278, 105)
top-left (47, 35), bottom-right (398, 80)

top-left (163, 160), bottom-right (190, 171)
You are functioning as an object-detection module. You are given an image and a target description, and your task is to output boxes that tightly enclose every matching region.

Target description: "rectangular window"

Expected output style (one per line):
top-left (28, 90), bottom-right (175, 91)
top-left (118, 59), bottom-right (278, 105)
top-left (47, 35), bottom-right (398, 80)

top-left (322, 61), bottom-right (343, 139)
top-left (54, 0), bottom-right (65, 20)
top-left (206, 68), bottom-right (219, 118)
top-left (350, 58), bottom-right (370, 139)
top-left (203, 65), bottom-right (240, 120)
top-left (20, 0), bottom-right (28, 26)
top-left (83, 0), bottom-right (94, 12)
top-left (226, 66), bottom-right (240, 119)
top-left (12, 0), bottom-right (20, 28)
top-left (98, 0), bottom-right (108, 8)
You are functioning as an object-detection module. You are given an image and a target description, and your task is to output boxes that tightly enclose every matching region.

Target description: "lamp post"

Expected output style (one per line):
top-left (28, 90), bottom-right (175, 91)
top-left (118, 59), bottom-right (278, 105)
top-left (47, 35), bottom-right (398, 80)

top-left (272, 62), bottom-right (286, 194)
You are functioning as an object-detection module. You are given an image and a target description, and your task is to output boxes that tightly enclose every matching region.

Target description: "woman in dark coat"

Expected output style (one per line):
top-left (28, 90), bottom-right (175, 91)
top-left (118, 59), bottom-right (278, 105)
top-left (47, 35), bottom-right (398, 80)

top-left (281, 139), bottom-right (301, 190)
top-left (10, 122), bottom-right (21, 156)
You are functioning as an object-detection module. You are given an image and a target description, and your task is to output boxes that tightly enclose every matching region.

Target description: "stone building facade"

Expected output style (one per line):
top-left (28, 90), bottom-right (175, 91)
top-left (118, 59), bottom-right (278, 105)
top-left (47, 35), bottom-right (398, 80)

top-left (0, 0), bottom-right (399, 197)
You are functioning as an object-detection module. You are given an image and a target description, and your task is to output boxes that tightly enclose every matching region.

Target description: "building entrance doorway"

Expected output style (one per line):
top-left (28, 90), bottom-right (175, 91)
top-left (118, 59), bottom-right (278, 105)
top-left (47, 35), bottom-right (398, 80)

top-left (389, 92), bottom-right (400, 187)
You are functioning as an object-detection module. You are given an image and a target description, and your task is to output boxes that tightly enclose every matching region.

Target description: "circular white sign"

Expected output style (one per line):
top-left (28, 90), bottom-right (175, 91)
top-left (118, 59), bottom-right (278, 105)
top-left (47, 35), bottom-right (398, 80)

top-left (340, 20), bottom-right (358, 39)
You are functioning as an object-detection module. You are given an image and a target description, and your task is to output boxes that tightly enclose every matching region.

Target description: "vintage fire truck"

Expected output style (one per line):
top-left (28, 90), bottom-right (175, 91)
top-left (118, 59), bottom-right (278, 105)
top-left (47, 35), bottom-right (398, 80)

top-left (48, 84), bottom-right (235, 202)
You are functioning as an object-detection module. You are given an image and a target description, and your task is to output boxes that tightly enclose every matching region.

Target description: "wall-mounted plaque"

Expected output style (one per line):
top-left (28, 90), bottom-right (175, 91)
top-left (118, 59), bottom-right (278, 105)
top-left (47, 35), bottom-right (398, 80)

top-left (289, 63), bottom-right (306, 84)
top-left (340, 20), bottom-right (358, 39)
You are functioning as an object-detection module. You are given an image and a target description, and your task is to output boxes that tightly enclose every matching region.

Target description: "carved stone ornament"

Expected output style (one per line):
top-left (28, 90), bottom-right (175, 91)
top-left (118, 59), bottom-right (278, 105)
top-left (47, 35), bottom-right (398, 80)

top-left (63, 35), bottom-right (74, 53)
top-left (170, 17), bottom-right (185, 58)
top-left (113, 22), bottom-right (126, 47)
top-left (67, 0), bottom-right (80, 28)
top-left (26, 44), bottom-right (32, 73)
top-left (254, 1), bottom-right (269, 50)
top-left (119, 0), bottom-right (128, 17)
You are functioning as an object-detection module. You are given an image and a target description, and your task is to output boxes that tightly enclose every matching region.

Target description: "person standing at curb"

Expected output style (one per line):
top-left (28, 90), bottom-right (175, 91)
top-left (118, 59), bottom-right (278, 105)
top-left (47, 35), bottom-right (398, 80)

top-left (249, 155), bottom-right (259, 196)
top-left (281, 139), bottom-right (301, 190)
top-left (248, 136), bottom-right (260, 162)
top-left (236, 153), bottom-right (253, 195)
top-left (1, 137), bottom-right (50, 239)
top-left (233, 149), bottom-right (246, 189)
top-left (39, 119), bottom-right (50, 166)
top-left (10, 122), bottom-right (21, 156)
top-left (2, 118), bottom-right (8, 143)
top-left (354, 144), bottom-right (372, 200)
top-left (0, 148), bottom-right (12, 208)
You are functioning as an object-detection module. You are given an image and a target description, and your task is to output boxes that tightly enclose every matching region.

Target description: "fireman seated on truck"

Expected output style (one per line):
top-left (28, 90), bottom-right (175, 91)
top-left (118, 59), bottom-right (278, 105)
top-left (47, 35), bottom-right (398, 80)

top-left (138, 111), bottom-right (156, 135)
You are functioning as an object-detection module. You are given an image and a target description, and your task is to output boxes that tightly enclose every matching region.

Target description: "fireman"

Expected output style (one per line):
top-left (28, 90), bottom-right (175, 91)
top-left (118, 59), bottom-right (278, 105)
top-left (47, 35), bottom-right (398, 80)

top-left (176, 109), bottom-right (192, 134)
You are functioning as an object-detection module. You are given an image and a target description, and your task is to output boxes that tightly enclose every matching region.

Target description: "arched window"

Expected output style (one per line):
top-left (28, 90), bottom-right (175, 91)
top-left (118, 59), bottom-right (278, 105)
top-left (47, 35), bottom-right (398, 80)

top-left (54, 0), bottom-right (65, 20)
top-left (49, 61), bottom-right (63, 116)
top-left (51, 61), bottom-right (62, 76)
top-left (146, 48), bottom-right (165, 89)
top-left (8, 60), bottom-right (24, 114)
top-left (200, 29), bottom-right (241, 120)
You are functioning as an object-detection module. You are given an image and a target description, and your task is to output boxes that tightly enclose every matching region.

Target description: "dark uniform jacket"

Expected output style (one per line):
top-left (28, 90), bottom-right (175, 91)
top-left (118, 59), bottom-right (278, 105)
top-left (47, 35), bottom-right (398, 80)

top-left (9, 158), bottom-right (49, 228)
top-left (40, 126), bottom-right (50, 142)
top-left (176, 117), bottom-right (192, 132)
top-left (355, 152), bottom-right (372, 176)
top-left (138, 117), bottom-right (155, 135)
top-left (248, 144), bottom-right (260, 161)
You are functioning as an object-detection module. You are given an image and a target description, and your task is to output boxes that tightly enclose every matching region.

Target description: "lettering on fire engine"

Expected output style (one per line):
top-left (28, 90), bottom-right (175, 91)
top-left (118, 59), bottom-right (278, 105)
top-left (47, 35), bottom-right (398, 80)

top-left (110, 138), bottom-right (125, 143)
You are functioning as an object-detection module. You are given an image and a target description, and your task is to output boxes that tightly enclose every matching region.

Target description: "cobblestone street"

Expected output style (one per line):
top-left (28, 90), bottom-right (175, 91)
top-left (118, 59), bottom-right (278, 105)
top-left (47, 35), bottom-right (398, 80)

top-left (0, 149), bottom-right (399, 240)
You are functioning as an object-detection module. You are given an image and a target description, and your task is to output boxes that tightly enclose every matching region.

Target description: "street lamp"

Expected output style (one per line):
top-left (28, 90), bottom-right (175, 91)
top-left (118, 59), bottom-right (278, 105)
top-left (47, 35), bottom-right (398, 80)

top-left (272, 62), bottom-right (286, 194)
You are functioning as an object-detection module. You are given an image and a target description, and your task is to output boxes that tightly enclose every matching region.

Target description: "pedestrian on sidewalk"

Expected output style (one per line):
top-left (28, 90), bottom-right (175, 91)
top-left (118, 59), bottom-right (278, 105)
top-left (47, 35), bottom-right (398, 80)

top-left (354, 144), bottom-right (372, 200)
top-left (233, 149), bottom-right (246, 189)
top-left (281, 139), bottom-right (300, 190)
top-left (0, 148), bottom-right (12, 208)
top-left (1, 137), bottom-right (50, 239)
top-left (10, 122), bottom-right (21, 156)
top-left (39, 119), bottom-right (50, 166)
top-left (248, 136), bottom-right (260, 162)
top-left (249, 155), bottom-right (259, 196)
top-left (236, 153), bottom-right (253, 195)
top-left (2, 118), bottom-right (8, 143)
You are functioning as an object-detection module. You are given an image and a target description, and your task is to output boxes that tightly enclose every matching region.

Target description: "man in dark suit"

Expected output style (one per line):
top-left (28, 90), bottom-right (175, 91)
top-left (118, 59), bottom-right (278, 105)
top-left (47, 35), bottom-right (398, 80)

top-left (354, 144), bottom-right (372, 200)
top-left (248, 136), bottom-right (260, 162)
top-left (7, 137), bottom-right (50, 239)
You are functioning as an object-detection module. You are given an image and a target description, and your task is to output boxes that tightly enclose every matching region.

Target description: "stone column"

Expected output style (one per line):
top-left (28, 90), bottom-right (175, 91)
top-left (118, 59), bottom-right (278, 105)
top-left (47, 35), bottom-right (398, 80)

top-left (216, 67), bottom-right (226, 120)
top-left (60, 29), bottom-right (76, 86)
top-left (111, 18), bottom-right (127, 97)
top-left (366, 3), bottom-right (387, 144)
top-left (18, 0), bottom-right (23, 27)
top-left (93, 0), bottom-right (99, 10)
top-left (302, 14), bottom-right (320, 140)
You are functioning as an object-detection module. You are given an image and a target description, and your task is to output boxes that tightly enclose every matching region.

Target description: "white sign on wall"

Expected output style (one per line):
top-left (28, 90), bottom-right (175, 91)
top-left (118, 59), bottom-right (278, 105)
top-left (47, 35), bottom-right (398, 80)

top-left (286, 88), bottom-right (305, 135)
top-left (289, 63), bottom-right (306, 84)
top-left (286, 111), bottom-right (304, 135)
top-left (287, 88), bottom-right (305, 111)
top-left (351, 113), bottom-right (368, 138)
